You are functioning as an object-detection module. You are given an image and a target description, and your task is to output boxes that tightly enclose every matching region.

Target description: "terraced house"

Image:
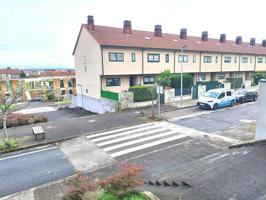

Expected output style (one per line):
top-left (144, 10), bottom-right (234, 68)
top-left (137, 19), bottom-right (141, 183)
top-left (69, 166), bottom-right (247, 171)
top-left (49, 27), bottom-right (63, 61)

top-left (73, 15), bottom-right (266, 113)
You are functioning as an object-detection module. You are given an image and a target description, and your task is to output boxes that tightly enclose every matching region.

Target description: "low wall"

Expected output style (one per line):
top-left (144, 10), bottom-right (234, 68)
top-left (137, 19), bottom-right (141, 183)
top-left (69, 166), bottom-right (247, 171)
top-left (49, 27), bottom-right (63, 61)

top-left (127, 100), bottom-right (157, 109)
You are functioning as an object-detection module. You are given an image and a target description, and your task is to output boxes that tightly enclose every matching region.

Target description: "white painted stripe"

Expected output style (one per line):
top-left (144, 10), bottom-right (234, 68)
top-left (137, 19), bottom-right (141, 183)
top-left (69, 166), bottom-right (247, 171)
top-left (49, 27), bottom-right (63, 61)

top-left (91, 123), bottom-right (171, 142)
top-left (0, 146), bottom-right (57, 161)
top-left (97, 127), bottom-right (169, 146)
top-left (103, 130), bottom-right (178, 151)
top-left (86, 123), bottom-right (155, 139)
top-left (110, 134), bottom-right (187, 157)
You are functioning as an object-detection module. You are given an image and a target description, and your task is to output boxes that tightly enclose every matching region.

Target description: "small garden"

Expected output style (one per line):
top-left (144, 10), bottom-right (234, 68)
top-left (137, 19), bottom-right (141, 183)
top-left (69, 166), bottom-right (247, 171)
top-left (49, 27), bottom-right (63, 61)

top-left (63, 162), bottom-right (154, 200)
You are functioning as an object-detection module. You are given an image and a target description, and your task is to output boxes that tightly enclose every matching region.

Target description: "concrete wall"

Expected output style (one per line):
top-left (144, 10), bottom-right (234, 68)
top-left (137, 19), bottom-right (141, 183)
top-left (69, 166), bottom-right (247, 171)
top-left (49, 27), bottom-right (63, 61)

top-left (74, 26), bottom-right (102, 99)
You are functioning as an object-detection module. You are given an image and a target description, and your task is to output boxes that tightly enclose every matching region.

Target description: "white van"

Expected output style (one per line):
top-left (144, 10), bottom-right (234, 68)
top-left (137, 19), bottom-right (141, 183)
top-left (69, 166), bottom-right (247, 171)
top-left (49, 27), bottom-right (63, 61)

top-left (197, 88), bottom-right (236, 110)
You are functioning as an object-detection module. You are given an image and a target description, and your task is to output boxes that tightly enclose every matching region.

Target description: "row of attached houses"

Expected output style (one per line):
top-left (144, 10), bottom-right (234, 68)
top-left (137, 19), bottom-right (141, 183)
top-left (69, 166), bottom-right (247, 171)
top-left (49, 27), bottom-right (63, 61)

top-left (73, 15), bottom-right (266, 113)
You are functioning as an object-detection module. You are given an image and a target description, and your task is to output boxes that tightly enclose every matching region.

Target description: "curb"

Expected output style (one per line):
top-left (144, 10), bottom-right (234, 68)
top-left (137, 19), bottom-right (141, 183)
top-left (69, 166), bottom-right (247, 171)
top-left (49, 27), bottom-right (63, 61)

top-left (229, 139), bottom-right (266, 149)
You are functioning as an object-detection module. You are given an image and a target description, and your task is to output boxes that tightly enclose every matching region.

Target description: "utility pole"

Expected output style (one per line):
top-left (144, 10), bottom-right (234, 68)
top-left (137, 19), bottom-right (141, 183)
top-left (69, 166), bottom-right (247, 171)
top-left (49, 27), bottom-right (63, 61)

top-left (180, 45), bottom-right (187, 108)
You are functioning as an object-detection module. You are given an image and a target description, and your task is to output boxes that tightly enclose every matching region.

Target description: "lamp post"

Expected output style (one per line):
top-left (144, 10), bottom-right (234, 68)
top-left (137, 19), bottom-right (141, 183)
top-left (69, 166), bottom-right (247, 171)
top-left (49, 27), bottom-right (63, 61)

top-left (77, 84), bottom-right (83, 108)
top-left (180, 45), bottom-right (187, 108)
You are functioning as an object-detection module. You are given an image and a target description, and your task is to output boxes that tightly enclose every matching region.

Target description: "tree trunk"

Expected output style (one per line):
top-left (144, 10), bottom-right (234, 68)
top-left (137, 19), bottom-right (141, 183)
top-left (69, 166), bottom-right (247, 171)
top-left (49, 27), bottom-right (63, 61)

top-left (151, 100), bottom-right (154, 120)
top-left (2, 113), bottom-right (8, 139)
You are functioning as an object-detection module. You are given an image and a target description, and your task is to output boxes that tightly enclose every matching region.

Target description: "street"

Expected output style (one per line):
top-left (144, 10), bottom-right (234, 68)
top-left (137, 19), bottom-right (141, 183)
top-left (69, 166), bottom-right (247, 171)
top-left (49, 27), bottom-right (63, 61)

top-left (0, 102), bottom-right (257, 198)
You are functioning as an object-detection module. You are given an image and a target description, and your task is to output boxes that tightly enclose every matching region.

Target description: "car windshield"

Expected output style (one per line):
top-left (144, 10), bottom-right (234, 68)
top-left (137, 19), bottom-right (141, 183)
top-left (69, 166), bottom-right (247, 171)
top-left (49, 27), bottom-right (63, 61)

top-left (203, 91), bottom-right (219, 98)
top-left (236, 90), bottom-right (246, 95)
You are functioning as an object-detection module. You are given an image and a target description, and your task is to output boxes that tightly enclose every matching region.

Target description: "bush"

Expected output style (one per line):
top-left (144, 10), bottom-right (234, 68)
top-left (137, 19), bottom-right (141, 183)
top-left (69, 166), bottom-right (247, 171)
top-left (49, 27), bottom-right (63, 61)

top-left (226, 77), bottom-right (243, 89)
top-left (253, 72), bottom-right (266, 85)
top-left (170, 73), bottom-right (194, 89)
top-left (0, 113), bottom-right (48, 129)
top-left (155, 69), bottom-right (171, 87)
top-left (129, 85), bottom-right (157, 102)
top-left (0, 138), bottom-right (19, 151)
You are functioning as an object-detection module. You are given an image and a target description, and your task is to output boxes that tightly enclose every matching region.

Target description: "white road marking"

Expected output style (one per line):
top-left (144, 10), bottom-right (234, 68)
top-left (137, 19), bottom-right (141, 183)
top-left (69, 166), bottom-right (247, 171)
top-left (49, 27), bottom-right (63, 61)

top-left (97, 127), bottom-right (170, 147)
top-left (0, 146), bottom-right (57, 162)
top-left (239, 119), bottom-right (256, 123)
top-left (88, 120), bottom-right (95, 123)
top-left (103, 130), bottom-right (178, 151)
top-left (110, 134), bottom-right (187, 157)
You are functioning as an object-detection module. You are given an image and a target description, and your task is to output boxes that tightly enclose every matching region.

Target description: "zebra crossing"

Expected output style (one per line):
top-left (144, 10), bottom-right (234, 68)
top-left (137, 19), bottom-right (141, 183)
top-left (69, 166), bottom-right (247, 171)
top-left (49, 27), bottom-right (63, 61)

top-left (87, 122), bottom-right (192, 158)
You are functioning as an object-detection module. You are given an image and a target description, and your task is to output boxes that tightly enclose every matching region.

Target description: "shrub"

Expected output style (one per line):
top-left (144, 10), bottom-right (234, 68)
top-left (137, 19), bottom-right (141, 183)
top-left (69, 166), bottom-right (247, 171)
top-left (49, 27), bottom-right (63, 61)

top-left (226, 77), bottom-right (243, 89)
top-left (155, 69), bottom-right (171, 87)
top-left (170, 73), bottom-right (194, 89)
top-left (101, 162), bottom-right (144, 198)
top-left (0, 113), bottom-right (48, 129)
top-left (129, 85), bottom-right (157, 102)
top-left (253, 72), bottom-right (266, 85)
top-left (0, 138), bottom-right (19, 151)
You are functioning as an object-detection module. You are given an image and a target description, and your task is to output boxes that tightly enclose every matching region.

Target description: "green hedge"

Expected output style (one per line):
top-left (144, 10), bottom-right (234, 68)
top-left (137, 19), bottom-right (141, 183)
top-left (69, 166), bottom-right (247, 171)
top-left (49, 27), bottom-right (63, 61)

top-left (170, 73), bottom-right (194, 88)
top-left (253, 72), bottom-right (266, 85)
top-left (129, 85), bottom-right (157, 102)
top-left (226, 77), bottom-right (243, 89)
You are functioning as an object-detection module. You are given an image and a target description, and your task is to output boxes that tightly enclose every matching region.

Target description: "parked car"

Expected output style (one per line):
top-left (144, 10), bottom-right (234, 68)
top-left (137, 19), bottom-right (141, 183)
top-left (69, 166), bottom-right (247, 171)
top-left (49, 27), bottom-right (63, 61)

top-left (197, 88), bottom-right (236, 110)
top-left (235, 89), bottom-right (258, 103)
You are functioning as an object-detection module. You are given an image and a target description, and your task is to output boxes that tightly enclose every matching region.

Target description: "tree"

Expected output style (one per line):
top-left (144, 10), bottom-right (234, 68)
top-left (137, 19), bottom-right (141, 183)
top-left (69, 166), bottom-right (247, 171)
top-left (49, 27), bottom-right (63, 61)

top-left (20, 71), bottom-right (27, 78)
top-left (156, 69), bottom-right (172, 87)
top-left (253, 72), bottom-right (266, 85)
top-left (0, 84), bottom-right (23, 139)
top-left (170, 73), bottom-right (194, 88)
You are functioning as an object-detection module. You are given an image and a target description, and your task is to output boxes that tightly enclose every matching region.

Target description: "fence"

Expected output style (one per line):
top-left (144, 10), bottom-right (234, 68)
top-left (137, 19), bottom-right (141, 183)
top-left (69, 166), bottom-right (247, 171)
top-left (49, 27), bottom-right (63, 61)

top-left (101, 90), bottom-right (119, 101)
top-left (175, 88), bottom-right (192, 96)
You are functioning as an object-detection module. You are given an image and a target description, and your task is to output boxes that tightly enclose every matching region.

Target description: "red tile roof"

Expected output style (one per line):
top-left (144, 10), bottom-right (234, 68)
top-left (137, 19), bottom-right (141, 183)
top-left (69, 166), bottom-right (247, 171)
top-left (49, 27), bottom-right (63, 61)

top-left (79, 24), bottom-right (266, 55)
top-left (0, 69), bottom-right (21, 75)
top-left (40, 70), bottom-right (75, 77)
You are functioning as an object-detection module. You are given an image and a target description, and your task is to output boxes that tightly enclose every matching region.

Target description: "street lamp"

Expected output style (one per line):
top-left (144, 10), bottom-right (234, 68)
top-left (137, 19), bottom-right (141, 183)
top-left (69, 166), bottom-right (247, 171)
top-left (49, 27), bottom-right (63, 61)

top-left (180, 45), bottom-right (187, 108)
top-left (77, 84), bottom-right (83, 108)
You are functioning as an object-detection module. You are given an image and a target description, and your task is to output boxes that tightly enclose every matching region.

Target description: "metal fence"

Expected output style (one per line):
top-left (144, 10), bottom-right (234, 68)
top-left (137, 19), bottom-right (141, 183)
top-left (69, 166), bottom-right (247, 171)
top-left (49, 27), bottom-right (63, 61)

top-left (174, 88), bottom-right (192, 96)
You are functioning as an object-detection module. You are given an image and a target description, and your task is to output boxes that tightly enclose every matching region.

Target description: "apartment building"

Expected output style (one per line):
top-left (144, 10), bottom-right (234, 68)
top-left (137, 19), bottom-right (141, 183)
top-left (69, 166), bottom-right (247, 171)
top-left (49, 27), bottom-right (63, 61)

top-left (0, 68), bottom-right (22, 80)
top-left (73, 15), bottom-right (266, 113)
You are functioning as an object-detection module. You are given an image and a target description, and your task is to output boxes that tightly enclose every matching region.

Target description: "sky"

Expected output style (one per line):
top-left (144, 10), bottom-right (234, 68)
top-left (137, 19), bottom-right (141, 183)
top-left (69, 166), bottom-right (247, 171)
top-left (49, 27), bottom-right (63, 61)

top-left (0, 0), bottom-right (266, 68)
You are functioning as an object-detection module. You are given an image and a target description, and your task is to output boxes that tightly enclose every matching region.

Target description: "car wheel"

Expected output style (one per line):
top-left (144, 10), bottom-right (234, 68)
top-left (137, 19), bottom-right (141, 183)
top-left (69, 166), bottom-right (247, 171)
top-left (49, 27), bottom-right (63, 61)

top-left (213, 103), bottom-right (218, 110)
top-left (254, 96), bottom-right (258, 101)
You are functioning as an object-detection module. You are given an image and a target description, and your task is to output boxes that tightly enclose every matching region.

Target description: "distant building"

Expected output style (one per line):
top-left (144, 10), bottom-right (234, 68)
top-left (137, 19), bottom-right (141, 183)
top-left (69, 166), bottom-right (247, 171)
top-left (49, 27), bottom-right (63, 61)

top-left (0, 68), bottom-right (22, 80)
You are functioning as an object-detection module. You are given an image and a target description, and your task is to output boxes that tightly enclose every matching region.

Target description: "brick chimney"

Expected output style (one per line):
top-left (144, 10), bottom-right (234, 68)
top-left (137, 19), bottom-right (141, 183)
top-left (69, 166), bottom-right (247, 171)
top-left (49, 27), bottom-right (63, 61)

top-left (87, 15), bottom-right (94, 31)
top-left (262, 40), bottom-right (266, 47)
top-left (201, 31), bottom-right (208, 41)
top-left (123, 20), bottom-right (132, 34)
top-left (180, 28), bottom-right (187, 40)
top-left (154, 25), bottom-right (162, 37)
top-left (250, 38), bottom-right (256, 46)
top-left (235, 36), bottom-right (242, 45)
top-left (220, 34), bottom-right (226, 43)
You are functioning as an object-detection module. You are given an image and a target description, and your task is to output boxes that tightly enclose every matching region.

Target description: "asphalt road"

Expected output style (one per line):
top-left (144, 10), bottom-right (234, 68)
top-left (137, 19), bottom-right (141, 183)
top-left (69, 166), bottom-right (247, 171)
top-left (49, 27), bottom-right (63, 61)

top-left (170, 102), bottom-right (257, 133)
top-left (0, 145), bottom-right (74, 198)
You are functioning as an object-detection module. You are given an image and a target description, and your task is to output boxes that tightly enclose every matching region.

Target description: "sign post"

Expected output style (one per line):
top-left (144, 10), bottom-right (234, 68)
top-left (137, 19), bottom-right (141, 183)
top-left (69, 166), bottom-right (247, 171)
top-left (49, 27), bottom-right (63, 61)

top-left (157, 85), bottom-right (163, 116)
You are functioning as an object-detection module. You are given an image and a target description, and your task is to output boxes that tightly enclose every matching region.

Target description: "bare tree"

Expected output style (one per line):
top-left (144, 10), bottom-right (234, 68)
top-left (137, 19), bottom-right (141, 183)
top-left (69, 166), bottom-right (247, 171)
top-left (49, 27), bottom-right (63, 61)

top-left (0, 85), bottom-right (23, 139)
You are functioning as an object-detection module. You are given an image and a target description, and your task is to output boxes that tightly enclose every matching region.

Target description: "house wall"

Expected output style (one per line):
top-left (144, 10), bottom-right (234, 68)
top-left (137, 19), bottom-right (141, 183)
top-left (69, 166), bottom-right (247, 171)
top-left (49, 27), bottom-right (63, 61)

top-left (240, 55), bottom-right (255, 71)
top-left (221, 54), bottom-right (239, 72)
top-left (256, 56), bottom-right (266, 71)
top-left (74, 26), bottom-right (102, 99)
top-left (200, 53), bottom-right (221, 72)
top-left (101, 76), bottom-right (129, 93)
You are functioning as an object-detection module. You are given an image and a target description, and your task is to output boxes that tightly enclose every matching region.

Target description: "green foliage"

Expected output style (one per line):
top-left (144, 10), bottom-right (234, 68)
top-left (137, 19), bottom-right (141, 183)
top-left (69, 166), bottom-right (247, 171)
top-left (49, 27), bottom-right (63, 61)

top-left (0, 138), bottom-right (19, 151)
top-left (170, 73), bottom-right (194, 89)
top-left (129, 85), bottom-right (157, 102)
top-left (100, 193), bottom-right (117, 200)
top-left (253, 72), bottom-right (266, 85)
top-left (226, 77), bottom-right (243, 89)
top-left (155, 69), bottom-right (171, 87)
top-left (20, 71), bottom-right (27, 78)
top-left (122, 192), bottom-right (148, 200)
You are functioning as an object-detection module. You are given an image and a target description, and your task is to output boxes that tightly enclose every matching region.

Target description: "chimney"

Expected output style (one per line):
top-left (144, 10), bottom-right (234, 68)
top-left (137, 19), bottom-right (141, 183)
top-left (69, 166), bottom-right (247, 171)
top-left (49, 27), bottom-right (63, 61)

top-left (154, 25), bottom-right (162, 37)
top-left (201, 31), bottom-right (208, 41)
top-left (220, 34), bottom-right (226, 43)
top-left (87, 15), bottom-right (94, 31)
top-left (262, 40), bottom-right (266, 47)
top-left (250, 38), bottom-right (256, 46)
top-left (180, 28), bottom-right (187, 40)
top-left (235, 36), bottom-right (242, 45)
top-left (123, 20), bottom-right (132, 34)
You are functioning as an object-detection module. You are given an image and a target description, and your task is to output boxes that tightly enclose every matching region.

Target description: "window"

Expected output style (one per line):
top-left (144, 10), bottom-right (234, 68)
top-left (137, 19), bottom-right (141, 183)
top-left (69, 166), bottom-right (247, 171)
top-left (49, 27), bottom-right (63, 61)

top-left (106, 78), bottom-right (120, 86)
top-left (218, 73), bottom-right (225, 80)
top-left (258, 57), bottom-right (263, 63)
top-left (218, 92), bottom-right (225, 99)
top-left (86, 89), bottom-right (88, 93)
top-left (61, 90), bottom-right (65, 95)
top-left (226, 91), bottom-right (232, 96)
top-left (234, 57), bottom-right (238, 63)
top-left (198, 73), bottom-right (206, 81)
top-left (131, 53), bottom-right (136, 62)
top-left (68, 80), bottom-right (73, 88)
top-left (193, 55), bottom-right (196, 63)
top-left (242, 57), bottom-right (248, 63)
top-left (165, 54), bottom-right (169, 63)
top-left (234, 72), bottom-right (242, 78)
top-left (215, 56), bottom-right (218, 63)
top-left (250, 57), bottom-right (253, 63)
top-left (178, 55), bottom-right (188, 62)
top-left (143, 76), bottom-right (155, 84)
top-left (60, 80), bottom-right (64, 88)
top-left (203, 56), bottom-right (212, 63)
top-left (109, 52), bottom-right (124, 62)
top-left (148, 54), bottom-right (160, 62)
top-left (224, 56), bottom-right (231, 63)
top-left (69, 89), bottom-right (73, 95)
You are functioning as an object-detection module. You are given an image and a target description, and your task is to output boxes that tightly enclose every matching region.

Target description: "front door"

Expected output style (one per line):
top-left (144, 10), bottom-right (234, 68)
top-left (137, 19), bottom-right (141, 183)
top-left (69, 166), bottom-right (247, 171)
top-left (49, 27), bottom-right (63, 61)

top-left (129, 76), bottom-right (135, 87)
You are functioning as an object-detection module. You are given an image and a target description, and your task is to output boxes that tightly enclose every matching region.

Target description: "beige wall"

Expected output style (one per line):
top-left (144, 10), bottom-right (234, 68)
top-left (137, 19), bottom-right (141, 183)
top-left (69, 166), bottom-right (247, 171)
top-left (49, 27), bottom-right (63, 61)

top-left (256, 56), bottom-right (266, 71)
top-left (240, 55), bottom-right (255, 71)
top-left (74, 26), bottom-right (102, 99)
top-left (101, 76), bottom-right (129, 93)
top-left (200, 53), bottom-right (221, 72)
top-left (175, 52), bottom-right (200, 73)
top-left (103, 48), bottom-right (142, 75)
top-left (222, 54), bottom-right (239, 72)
